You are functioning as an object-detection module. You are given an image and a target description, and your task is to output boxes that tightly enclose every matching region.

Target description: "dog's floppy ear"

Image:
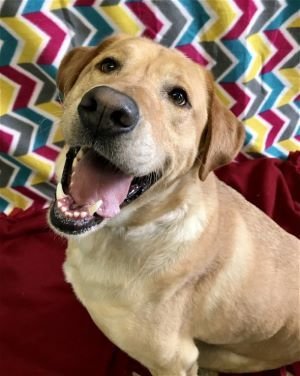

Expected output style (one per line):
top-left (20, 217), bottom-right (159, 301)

top-left (198, 75), bottom-right (245, 181)
top-left (57, 34), bottom-right (129, 95)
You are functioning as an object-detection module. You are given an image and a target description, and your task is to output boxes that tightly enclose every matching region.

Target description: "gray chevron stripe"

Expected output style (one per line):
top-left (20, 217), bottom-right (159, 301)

top-left (33, 182), bottom-right (56, 200)
top-left (101, 0), bottom-right (121, 5)
top-left (248, 0), bottom-right (281, 35)
top-left (0, 0), bottom-right (22, 17)
top-left (281, 51), bottom-right (300, 70)
top-left (244, 78), bottom-right (268, 119)
top-left (153, 0), bottom-right (187, 47)
top-left (200, 41), bottom-right (232, 80)
top-left (0, 158), bottom-right (15, 187)
top-left (52, 8), bottom-right (91, 47)
top-left (278, 104), bottom-right (299, 141)
top-left (287, 28), bottom-right (300, 44)
top-left (0, 115), bottom-right (34, 156)
top-left (20, 63), bottom-right (56, 105)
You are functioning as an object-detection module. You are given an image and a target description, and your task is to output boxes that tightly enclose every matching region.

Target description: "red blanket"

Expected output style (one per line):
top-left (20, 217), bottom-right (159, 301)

top-left (1, 152), bottom-right (299, 376)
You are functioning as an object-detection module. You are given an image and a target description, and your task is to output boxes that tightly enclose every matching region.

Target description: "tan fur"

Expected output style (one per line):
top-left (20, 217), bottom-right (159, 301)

top-left (53, 35), bottom-right (300, 376)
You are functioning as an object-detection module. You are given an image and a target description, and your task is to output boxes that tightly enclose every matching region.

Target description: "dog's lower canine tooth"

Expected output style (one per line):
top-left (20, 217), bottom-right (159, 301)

top-left (56, 182), bottom-right (67, 200)
top-left (88, 200), bottom-right (103, 216)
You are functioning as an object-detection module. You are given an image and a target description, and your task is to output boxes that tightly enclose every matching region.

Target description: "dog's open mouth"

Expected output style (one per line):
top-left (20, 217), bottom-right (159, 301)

top-left (50, 147), bottom-right (160, 235)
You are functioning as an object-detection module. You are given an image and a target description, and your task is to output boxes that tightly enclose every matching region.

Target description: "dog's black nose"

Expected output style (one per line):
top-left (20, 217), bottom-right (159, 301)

top-left (78, 86), bottom-right (139, 136)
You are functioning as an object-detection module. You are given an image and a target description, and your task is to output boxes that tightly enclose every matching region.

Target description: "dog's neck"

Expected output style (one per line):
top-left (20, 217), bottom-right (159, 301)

top-left (69, 171), bottom-right (219, 277)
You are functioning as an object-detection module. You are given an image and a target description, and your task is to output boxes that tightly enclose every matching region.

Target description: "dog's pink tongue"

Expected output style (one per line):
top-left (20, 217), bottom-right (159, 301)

top-left (69, 150), bottom-right (133, 218)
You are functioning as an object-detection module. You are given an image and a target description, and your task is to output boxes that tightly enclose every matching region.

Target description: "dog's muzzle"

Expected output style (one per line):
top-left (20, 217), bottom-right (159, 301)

top-left (77, 86), bottom-right (140, 137)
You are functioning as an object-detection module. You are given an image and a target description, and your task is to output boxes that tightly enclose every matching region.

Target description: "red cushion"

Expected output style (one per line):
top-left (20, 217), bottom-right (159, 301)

top-left (1, 152), bottom-right (299, 376)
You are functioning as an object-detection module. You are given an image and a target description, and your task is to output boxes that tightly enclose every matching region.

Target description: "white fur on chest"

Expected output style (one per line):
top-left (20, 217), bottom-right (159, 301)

top-left (64, 205), bottom-right (205, 299)
top-left (63, 206), bottom-right (205, 362)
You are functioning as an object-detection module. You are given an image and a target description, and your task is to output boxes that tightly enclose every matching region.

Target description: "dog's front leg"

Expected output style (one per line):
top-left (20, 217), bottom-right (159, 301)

top-left (149, 361), bottom-right (198, 376)
top-left (147, 339), bottom-right (199, 376)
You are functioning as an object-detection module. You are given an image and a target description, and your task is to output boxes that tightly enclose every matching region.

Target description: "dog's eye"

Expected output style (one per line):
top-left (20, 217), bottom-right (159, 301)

top-left (168, 88), bottom-right (188, 107)
top-left (98, 57), bottom-right (120, 73)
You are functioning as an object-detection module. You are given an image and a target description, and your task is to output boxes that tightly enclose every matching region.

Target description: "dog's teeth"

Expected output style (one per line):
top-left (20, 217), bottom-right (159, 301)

top-left (88, 200), bottom-right (103, 216)
top-left (61, 206), bottom-right (67, 212)
top-left (57, 201), bottom-right (63, 208)
top-left (66, 211), bottom-right (73, 217)
top-left (80, 211), bottom-right (88, 218)
top-left (56, 182), bottom-right (67, 200)
top-left (74, 211), bottom-right (80, 218)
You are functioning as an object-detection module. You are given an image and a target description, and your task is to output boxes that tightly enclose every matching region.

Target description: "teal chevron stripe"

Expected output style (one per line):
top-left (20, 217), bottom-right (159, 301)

top-left (40, 64), bottom-right (57, 80)
top-left (15, 108), bottom-right (53, 150)
top-left (0, 26), bottom-right (18, 66)
top-left (0, 197), bottom-right (8, 212)
top-left (260, 73), bottom-right (285, 112)
top-left (76, 7), bottom-right (113, 46)
top-left (221, 39), bottom-right (252, 82)
top-left (265, 145), bottom-right (287, 158)
top-left (23, 0), bottom-right (44, 14)
top-left (266, 1), bottom-right (299, 30)
top-left (177, 0), bottom-right (209, 45)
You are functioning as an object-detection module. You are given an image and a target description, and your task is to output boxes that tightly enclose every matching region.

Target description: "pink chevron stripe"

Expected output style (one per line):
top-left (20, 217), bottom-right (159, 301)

top-left (295, 94), bottom-right (300, 102)
top-left (35, 145), bottom-right (59, 161)
top-left (176, 45), bottom-right (208, 66)
top-left (0, 130), bottom-right (13, 153)
top-left (262, 30), bottom-right (293, 74)
top-left (224, 0), bottom-right (257, 40)
top-left (24, 12), bottom-right (67, 64)
top-left (74, 0), bottom-right (95, 5)
top-left (0, 66), bottom-right (36, 110)
top-left (221, 83), bottom-right (250, 117)
top-left (126, 2), bottom-right (163, 39)
top-left (260, 110), bottom-right (284, 148)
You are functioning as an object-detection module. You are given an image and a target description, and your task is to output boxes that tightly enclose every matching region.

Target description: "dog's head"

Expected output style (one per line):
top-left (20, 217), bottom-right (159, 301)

top-left (49, 34), bottom-right (244, 236)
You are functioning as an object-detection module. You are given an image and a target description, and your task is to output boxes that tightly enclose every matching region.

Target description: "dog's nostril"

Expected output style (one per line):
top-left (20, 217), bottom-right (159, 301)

top-left (80, 97), bottom-right (98, 112)
top-left (110, 109), bottom-right (132, 128)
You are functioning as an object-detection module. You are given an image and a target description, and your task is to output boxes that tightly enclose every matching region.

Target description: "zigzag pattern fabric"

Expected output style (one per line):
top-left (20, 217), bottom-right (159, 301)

top-left (0, 0), bottom-right (299, 213)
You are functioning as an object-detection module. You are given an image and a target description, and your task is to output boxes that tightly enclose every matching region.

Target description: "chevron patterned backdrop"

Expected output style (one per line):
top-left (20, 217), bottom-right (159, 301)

top-left (0, 0), bottom-right (299, 213)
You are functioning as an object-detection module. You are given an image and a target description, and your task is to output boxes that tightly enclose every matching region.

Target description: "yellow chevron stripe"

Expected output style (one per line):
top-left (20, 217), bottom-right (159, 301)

top-left (278, 139), bottom-right (300, 153)
top-left (215, 85), bottom-right (232, 108)
top-left (2, 18), bottom-right (43, 63)
top-left (244, 34), bottom-right (272, 83)
top-left (17, 154), bottom-right (54, 185)
top-left (199, 0), bottom-right (237, 41)
top-left (50, 0), bottom-right (72, 9)
top-left (53, 124), bottom-right (64, 144)
top-left (36, 101), bottom-right (62, 120)
top-left (35, 102), bottom-right (64, 143)
top-left (244, 117), bottom-right (268, 153)
top-left (0, 187), bottom-right (30, 211)
top-left (288, 16), bottom-right (300, 28)
top-left (102, 5), bottom-right (140, 35)
top-left (277, 68), bottom-right (300, 107)
top-left (0, 77), bottom-right (16, 116)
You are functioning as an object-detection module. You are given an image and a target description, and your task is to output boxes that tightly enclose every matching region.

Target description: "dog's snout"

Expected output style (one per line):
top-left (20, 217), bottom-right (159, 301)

top-left (78, 86), bottom-right (139, 136)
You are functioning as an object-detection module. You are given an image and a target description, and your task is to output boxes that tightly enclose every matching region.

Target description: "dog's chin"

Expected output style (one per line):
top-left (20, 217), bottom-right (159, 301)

top-left (49, 146), bottom-right (161, 236)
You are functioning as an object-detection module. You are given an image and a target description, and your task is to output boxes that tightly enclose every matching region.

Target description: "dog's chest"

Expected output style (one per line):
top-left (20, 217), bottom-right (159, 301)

top-left (63, 232), bottom-right (188, 362)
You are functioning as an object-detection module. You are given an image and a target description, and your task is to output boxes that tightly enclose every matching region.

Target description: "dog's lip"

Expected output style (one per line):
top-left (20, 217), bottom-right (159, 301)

top-left (49, 201), bottom-right (104, 236)
top-left (49, 146), bottom-right (161, 235)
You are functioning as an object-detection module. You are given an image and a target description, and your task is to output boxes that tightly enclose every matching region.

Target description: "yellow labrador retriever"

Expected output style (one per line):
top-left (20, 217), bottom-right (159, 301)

top-left (49, 35), bottom-right (300, 376)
